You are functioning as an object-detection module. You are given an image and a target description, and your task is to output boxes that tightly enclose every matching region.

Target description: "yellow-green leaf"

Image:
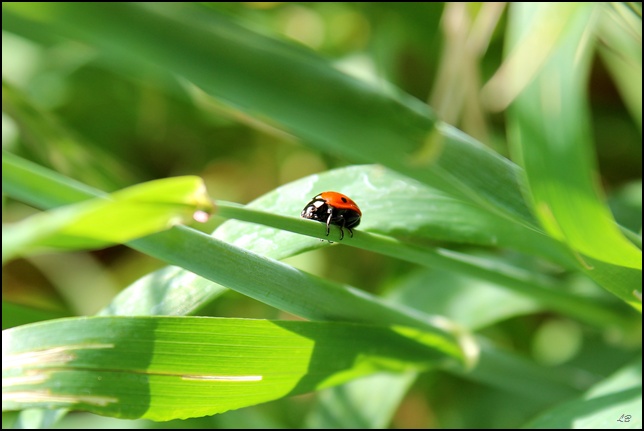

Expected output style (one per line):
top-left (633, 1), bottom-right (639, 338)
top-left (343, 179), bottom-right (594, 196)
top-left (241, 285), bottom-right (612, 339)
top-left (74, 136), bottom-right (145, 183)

top-left (2, 176), bottom-right (213, 263)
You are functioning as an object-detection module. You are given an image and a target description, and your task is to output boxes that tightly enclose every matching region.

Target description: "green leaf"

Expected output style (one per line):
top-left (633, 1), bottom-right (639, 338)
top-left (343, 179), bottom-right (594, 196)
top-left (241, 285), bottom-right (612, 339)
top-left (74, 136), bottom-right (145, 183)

top-left (2, 316), bottom-right (463, 421)
top-left (596, 3), bottom-right (642, 132)
top-left (525, 357), bottom-right (642, 428)
top-left (2, 149), bottom-right (106, 210)
top-left (99, 265), bottom-right (229, 317)
top-left (385, 266), bottom-right (542, 331)
top-left (2, 174), bottom-right (213, 263)
top-left (503, 3), bottom-right (642, 310)
top-left (214, 165), bottom-right (572, 266)
top-left (506, 3), bottom-right (641, 272)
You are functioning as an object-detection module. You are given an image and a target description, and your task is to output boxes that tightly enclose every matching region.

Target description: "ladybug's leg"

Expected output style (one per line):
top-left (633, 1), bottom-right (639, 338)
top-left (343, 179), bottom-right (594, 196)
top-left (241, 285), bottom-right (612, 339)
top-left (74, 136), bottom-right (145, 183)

top-left (325, 207), bottom-right (333, 236)
top-left (338, 217), bottom-right (346, 240)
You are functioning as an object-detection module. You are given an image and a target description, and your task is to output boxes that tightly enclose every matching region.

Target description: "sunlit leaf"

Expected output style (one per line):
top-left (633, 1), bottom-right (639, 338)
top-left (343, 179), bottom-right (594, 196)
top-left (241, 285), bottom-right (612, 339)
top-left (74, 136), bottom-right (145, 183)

top-left (2, 316), bottom-right (464, 420)
top-left (505, 3), bottom-right (642, 308)
top-left (596, 3), bottom-right (642, 132)
top-left (2, 175), bottom-right (213, 263)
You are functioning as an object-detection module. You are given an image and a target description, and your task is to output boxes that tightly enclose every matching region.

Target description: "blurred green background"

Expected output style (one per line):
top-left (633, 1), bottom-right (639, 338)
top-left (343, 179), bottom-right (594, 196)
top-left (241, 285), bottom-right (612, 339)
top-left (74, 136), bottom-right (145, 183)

top-left (2, 2), bottom-right (641, 429)
top-left (2, 2), bottom-right (457, 320)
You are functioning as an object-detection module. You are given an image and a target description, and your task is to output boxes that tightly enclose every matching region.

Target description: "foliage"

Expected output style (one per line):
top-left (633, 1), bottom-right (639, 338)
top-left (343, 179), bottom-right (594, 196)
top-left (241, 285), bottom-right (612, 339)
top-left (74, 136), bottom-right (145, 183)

top-left (2, 2), bottom-right (641, 429)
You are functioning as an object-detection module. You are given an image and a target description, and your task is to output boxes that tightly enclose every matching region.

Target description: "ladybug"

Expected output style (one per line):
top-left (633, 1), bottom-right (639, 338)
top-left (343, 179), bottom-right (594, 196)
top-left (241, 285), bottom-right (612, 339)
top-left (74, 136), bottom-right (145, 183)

top-left (300, 191), bottom-right (362, 240)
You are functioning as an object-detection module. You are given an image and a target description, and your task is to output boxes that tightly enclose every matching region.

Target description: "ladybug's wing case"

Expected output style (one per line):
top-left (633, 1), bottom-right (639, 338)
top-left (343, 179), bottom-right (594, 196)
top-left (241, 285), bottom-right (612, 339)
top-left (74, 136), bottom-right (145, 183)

top-left (318, 192), bottom-right (362, 216)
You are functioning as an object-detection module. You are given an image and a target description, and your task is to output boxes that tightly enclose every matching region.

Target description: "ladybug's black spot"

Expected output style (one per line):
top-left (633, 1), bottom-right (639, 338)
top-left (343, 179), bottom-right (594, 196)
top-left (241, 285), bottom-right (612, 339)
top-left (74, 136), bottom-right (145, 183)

top-left (341, 197), bottom-right (347, 203)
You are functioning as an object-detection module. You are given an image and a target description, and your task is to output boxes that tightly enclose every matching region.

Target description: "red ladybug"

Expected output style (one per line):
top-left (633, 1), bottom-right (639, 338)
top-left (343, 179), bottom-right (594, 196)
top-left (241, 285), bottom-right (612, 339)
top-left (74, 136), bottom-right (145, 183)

top-left (301, 191), bottom-right (362, 240)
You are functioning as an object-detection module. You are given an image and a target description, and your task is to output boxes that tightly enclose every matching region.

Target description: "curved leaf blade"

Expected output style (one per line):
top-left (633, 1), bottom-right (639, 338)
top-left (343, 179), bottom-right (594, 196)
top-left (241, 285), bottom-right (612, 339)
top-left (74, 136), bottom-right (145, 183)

top-left (2, 175), bottom-right (213, 263)
top-left (506, 3), bottom-right (641, 272)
